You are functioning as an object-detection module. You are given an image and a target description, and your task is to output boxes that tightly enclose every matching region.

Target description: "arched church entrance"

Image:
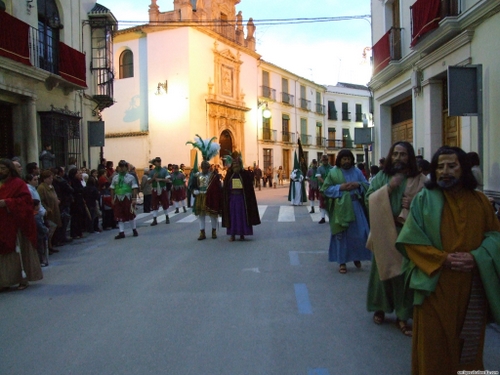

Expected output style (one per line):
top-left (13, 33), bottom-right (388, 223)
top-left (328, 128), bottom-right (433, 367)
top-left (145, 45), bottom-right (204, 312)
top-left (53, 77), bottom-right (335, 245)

top-left (219, 130), bottom-right (233, 159)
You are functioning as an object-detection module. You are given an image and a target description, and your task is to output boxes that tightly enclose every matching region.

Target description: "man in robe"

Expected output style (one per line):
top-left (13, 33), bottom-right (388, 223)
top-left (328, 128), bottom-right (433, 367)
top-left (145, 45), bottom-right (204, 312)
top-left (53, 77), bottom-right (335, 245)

top-left (365, 141), bottom-right (426, 337)
top-left (110, 160), bottom-right (139, 239)
top-left (396, 146), bottom-right (500, 374)
top-left (321, 150), bottom-right (371, 274)
top-left (222, 153), bottom-right (260, 242)
top-left (288, 151), bottom-right (307, 206)
top-left (0, 159), bottom-right (42, 290)
top-left (316, 154), bottom-right (332, 224)
top-left (149, 157), bottom-right (171, 226)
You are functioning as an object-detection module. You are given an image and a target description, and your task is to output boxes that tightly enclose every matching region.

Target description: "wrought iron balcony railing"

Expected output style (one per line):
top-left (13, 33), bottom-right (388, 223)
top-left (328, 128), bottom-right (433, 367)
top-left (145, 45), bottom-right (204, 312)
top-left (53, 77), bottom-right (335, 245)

top-left (261, 85), bottom-right (276, 101)
top-left (282, 131), bottom-right (296, 143)
top-left (281, 92), bottom-right (294, 106)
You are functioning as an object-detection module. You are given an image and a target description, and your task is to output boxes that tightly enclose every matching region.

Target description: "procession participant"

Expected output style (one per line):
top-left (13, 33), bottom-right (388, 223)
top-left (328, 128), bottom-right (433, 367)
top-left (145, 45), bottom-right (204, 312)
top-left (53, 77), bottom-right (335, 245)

top-left (396, 146), bottom-right (500, 374)
top-left (365, 141), bottom-right (426, 337)
top-left (222, 152), bottom-right (260, 241)
top-left (321, 150), bottom-right (371, 273)
top-left (0, 159), bottom-right (42, 291)
top-left (171, 164), bottom-right (187, 213)
top-left (38, 169), bottom-right (62, 252)
top-left (110, 160), bottom-right (139, 239)
top-left (316, 154), bottom-right (333, 224)
top-left (288, 151), bottom-right (307, 206)
top-left (187, 136), bottom-right (222, 240)
top-left (149, 157), bottom-right (171, 226)
top-left (306, 159), bottom-right (319, 213)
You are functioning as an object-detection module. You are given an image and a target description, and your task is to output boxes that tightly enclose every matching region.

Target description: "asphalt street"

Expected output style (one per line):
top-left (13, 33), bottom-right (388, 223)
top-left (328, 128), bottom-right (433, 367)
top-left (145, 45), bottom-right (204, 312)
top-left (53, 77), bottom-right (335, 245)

top-left (1, 184), bottom-right (499, 375)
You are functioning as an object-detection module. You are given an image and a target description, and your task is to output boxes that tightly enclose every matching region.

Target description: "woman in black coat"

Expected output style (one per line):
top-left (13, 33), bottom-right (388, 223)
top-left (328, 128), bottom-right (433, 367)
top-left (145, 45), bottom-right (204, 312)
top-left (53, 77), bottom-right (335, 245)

top-left (68, 168), bottom-right (86, 239)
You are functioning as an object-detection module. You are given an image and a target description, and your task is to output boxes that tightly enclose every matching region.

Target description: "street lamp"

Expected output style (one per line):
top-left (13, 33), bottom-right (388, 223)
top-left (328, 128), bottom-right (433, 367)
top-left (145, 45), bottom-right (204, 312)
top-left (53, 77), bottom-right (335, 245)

top-left (258, 101), bottom-right (272, 119)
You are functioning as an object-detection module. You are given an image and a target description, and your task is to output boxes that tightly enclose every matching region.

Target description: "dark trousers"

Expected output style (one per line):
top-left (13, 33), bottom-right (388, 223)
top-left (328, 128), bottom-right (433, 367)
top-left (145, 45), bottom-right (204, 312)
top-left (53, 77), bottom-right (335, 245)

top-left (143, 194), bottom-right (152, 213)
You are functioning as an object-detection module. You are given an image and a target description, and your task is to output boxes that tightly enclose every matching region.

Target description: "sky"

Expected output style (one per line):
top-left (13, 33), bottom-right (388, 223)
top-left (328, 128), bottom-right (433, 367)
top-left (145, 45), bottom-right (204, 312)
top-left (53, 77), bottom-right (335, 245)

top-left (98, 0), bottom-right (373, 86)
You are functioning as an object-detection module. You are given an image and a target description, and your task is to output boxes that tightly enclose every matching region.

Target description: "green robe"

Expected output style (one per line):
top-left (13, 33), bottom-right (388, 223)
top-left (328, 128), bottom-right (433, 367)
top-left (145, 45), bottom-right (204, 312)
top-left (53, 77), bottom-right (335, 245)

top-left (365, 171), bottom-right (413, 320)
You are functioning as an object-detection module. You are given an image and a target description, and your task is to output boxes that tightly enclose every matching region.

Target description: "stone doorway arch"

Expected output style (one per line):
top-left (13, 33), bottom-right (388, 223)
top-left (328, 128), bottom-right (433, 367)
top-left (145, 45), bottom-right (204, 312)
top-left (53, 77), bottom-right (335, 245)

top-left (219, 129), bottom-right (233, 159)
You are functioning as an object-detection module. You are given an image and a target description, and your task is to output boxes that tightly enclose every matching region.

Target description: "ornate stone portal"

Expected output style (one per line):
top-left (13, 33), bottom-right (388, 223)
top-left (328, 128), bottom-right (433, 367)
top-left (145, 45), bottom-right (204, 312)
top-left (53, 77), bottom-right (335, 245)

top-left (208, 42), bottom-right (250, 159)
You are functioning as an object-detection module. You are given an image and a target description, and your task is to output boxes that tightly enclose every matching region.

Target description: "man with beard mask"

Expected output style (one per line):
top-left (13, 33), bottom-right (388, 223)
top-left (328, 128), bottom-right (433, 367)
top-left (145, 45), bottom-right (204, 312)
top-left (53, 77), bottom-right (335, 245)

top-left (222, 152), bottom-right (260, 241)
top-left (365, 141), bottom-right (426, 337)
top-left (396, 146), bottom-right (500, 374)
top-left (321, 149), bottom-right (371, 274)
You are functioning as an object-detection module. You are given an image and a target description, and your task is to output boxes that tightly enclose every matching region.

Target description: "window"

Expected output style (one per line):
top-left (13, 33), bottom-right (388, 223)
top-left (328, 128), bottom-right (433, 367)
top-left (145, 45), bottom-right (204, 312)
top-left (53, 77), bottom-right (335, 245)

top-left (119, 50), bottom-right (134, 79)
top-left (281, 78), bottom-right (292, 104)
top-left (342, 102), bottom-right (351, 121)
top-left (282, 114), bottom-right (291, 142)
top-left (262, 71), bottom-right (271, 98)
top-left (328, 127), bottom-right (336, 148)
top-left (300, 118), bottom-right (308, 145)
top-left (342, 128), bottom-right (353, 148)
top-left (355, 104), bottom-right (363, 122)
top-left (37, 0), bottom-right (61, 74)
top-left (328, 101), bottom-right (337, 120)
top-left (316, 122), bottom-right (323, 146)
top-left (263, 117), bottom-right (271, 141)
top-left (263, 148), bottom-right (273, 170)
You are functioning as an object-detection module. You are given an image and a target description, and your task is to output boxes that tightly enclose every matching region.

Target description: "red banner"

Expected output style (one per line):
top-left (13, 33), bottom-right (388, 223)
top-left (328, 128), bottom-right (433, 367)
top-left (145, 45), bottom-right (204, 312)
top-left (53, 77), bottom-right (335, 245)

top-left (59, 41), bottom-right (87, 87)
top-left (0, 12), bottom-right (31, 66)
top-left (411, 0), bottom-right (441, 47)
top-left (372, 30), bottom-right (391, 75)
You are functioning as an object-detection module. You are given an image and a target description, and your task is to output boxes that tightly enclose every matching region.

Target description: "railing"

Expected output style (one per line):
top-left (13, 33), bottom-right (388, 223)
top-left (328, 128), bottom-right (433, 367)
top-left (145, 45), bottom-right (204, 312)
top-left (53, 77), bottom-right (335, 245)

top-left (259, 127), bottom-right (277, 142)
top-left (328, 110), bottom-right (338, 121)
top-left (300, 134), bottom-right (311, 146)
top-left (281, 92), bottom-right (294, 106)
top-left (315, 103), bottom-right (325, 115)
top-left (355, 113), bottom-right (363, 122)
top-left (372, 27), bottom-right (402, 75)
top-left (316, 137), bottom-right (326, 147)
top-left (29, 26), bottom-right (59, 73)
top-left (342, 111), bottom-right (351, 121)
top-left (326, 139), bottom-right (356, 149)
top-left (261, 85), bottom-right (276, 100)
top-left (300, 98), bottom-right (311, 111)
top-left (282, 131), bottom-right (296, 143)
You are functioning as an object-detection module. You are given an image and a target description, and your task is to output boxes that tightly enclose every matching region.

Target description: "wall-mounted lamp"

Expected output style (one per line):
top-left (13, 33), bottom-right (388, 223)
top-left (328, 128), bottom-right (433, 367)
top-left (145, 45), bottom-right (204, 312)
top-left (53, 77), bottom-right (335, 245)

top-left (258, 100), bottom-right (272, 119)
top-left (48, 13), bottom-right (63, 29)
top-left (156, 81), bottom-right (168, 95)
top-left (26, 0), bottom-right (33, 14)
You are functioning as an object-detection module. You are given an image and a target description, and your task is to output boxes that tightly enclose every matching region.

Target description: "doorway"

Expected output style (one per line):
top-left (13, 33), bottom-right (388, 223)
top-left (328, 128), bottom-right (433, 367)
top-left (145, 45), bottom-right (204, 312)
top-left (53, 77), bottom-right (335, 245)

top-left (0, 104), bottom-right (14, 159)
top-left (219, 130), bottom-right (233, 159)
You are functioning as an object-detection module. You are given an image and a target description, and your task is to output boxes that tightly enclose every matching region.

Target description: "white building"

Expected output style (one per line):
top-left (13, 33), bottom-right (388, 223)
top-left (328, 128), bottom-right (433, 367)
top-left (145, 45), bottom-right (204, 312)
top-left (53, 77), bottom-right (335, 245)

top-left (0, 0), bottom-right (117, 169)
top-left (369, 0), bottom-right (500, 195)
top-left (102, 0), bottom-right (374, 176)
top-left (257, 61), bottom-right (372, 176)
top-left (103, 0), bottom-right (260, 169)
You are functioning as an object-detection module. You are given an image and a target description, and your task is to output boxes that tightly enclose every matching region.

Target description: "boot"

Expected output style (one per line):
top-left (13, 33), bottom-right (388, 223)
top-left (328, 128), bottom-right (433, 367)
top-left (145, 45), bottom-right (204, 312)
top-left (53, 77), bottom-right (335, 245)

top-left (151, 218), bottom-right (158, 226)
top-left (310, 207), bottom-right (315, 214)
top-left (212, 229), bottom-right (217, 239)
top-left (183, 206), bottom-right (187, 213)
top-left (318, 218), bottom-right (325, 224)
top-left (133, 229), bottom-right (138, 237)
top-left (115, 232), bottom-right (125, 240)
top-left (165, 215), bottom-right (170, 224)
top-left (198, 230), bottom-right (206, 240)
top-left (174, 208), bottom-right (179, 214)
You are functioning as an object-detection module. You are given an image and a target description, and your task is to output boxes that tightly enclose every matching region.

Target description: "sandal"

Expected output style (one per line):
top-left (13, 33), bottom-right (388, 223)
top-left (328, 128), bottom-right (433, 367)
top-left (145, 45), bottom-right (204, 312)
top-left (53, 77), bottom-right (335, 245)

top-left (396, 319), bottom-right (413, 337)
top-left (354, 260), bottom-right (361, 269)
top-left (17, 283), bottom-right (29, 291)
top-left (373, 311), bottom-right (385, 325)
top-left (339, 264), bottom-right (347, 274)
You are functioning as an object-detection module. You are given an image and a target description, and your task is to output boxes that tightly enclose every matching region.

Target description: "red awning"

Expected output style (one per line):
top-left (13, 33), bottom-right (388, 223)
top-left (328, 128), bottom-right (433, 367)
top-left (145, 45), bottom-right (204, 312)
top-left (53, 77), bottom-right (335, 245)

top-left (411, 0), bottom-right (441, 47)
top-left (0, 12), bottom-right (31, 66)
top-left (59, 42), bottom-right (87, 88)
top-left (372, 30), bottom-right (391, 75)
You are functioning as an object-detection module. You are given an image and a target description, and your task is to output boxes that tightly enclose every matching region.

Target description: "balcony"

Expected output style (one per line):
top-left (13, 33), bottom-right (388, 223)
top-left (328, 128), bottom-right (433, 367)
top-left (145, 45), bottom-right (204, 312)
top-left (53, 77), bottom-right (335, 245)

top-left (300, 134), bottom-right (311, 146)
top-left (260, 85), bottom-right (276, 101)
top-left (281, 92), bottom-right (294, 106)
top-left (372, 27), bottom-right (402, 75)
top-left (342, 111), bottom-right (351, 121)
top-left (300, 98), bottom-right (311, 111)
top-left (259, 127), bottom-right (277, 142)
top-left (316, 137), bottom-right (326, 147)
top-left (328, 110), bottom-right (338, 121)
top-left (282, 131), bottom-right (296, 144)
top-left (411, 0), bottom-right (459, 47)
top-left (326, 139), bottom-right (355, 149)
top-left (315, 103), bottom-right (325, 115)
